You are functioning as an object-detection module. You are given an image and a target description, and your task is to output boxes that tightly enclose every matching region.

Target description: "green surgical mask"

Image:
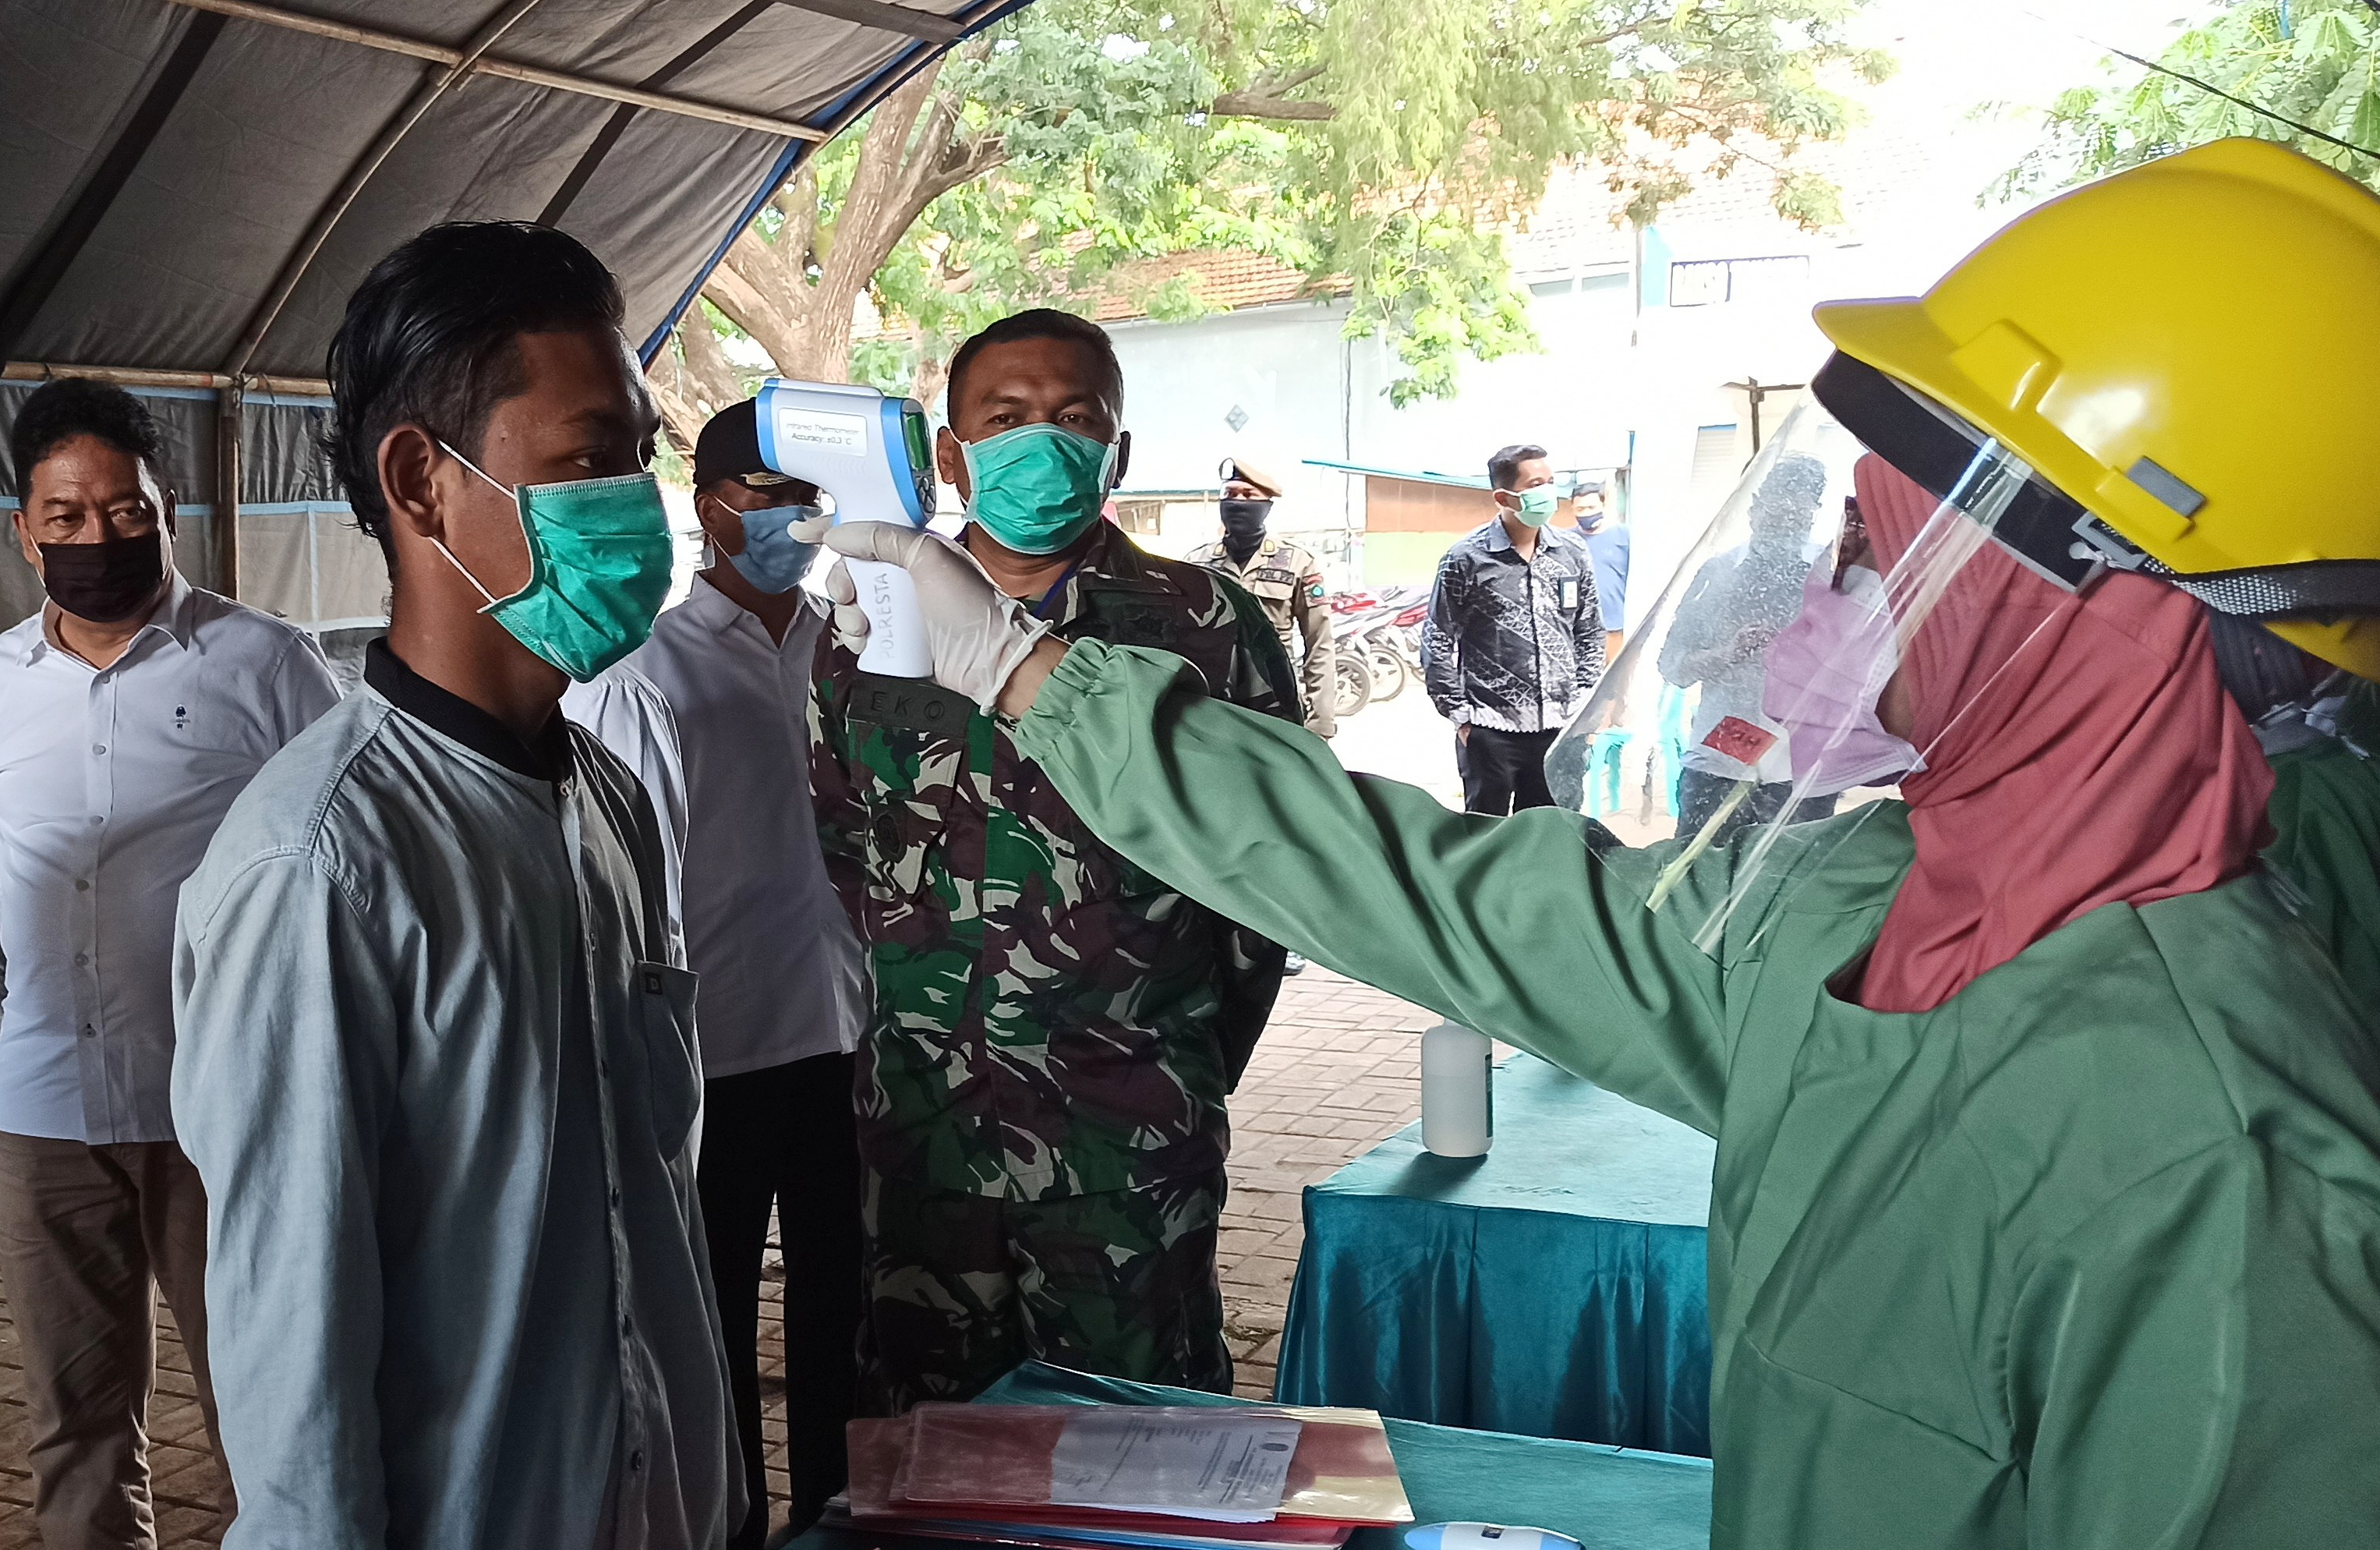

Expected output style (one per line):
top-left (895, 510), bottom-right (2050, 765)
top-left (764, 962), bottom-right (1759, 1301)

top-left (960, 423), bottom-right (1118, 555)
top-left (1516, 487), bottom-right (1559, 528)
top-left (436, 442), bottom-right (675, 681)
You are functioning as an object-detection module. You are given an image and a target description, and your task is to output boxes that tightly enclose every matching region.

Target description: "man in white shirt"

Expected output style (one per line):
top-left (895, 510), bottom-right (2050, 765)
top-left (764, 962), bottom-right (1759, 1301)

top-left (570, 397), bottom-right (867, 1550)
top-left (0, 378), bottom-right (340, 1547)
top-left (564, 658), bottom-right (690, 965)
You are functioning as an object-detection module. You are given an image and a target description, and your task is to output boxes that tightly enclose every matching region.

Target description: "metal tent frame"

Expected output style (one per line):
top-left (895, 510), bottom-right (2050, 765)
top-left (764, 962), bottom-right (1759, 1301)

top-left (0, 0), bottom-right (1025, 609)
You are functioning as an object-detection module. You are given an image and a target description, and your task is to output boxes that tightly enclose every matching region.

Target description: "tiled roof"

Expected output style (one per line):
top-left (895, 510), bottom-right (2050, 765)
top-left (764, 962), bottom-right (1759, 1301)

top-left (1090, 247), bottom-right (1343, 320)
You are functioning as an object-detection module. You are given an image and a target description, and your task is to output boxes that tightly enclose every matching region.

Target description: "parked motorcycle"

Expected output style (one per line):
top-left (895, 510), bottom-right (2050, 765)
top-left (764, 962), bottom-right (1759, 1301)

top-left (1326, 585), bottom-right (1432, 720)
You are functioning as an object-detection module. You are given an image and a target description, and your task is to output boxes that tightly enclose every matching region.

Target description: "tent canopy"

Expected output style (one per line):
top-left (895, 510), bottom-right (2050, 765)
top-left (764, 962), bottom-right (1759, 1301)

top-left (0, 0), bottom-right (1015, 623)
top-left (2, 0), bottom-right (1009, 378)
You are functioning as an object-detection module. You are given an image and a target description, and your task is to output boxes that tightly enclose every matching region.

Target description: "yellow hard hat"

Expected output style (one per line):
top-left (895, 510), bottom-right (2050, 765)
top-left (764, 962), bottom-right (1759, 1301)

top-left (1812, 137), bottom-right (2380, 679)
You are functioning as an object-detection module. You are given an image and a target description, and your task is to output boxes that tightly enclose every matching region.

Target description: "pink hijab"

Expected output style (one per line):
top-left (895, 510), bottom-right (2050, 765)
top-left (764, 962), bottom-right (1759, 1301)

top-left (1853, 456), bottom-right (2273, 1014)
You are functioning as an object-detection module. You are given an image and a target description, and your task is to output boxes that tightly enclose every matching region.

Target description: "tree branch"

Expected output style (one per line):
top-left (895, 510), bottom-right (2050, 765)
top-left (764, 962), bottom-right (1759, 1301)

top-left (769, 161), bottom-right (822, 274)
top-left (1213, 62), bottom-right (1335, 119)
top-left (1212, 90), bottom-right (1336, 120)
top-left (652, 313), bottom-right (748, 449)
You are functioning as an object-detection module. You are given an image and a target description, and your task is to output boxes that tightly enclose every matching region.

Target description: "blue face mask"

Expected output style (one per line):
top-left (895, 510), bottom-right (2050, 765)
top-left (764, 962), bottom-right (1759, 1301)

top-left (727, 501), bottom-right (823, 594)
top-left (960, 423), bottom-right (1119, 555)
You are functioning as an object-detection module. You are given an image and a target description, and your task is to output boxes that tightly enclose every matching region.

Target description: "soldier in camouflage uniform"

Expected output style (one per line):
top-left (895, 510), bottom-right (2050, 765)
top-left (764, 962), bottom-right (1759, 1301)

top-left (808, 311), bottom-right (1300, 1414)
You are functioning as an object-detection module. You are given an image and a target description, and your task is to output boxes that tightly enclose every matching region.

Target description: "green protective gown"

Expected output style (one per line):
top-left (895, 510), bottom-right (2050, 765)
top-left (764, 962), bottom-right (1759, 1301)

top-left (2262, 680), bottom-right (2380, 1003)
top-left (1013, 640), bottom-right (2380, 1550)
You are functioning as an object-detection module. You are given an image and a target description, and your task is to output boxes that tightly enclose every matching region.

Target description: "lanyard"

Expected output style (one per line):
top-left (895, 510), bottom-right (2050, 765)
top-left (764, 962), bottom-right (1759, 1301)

top-left (1030, 557), bottom-right (1089, 621)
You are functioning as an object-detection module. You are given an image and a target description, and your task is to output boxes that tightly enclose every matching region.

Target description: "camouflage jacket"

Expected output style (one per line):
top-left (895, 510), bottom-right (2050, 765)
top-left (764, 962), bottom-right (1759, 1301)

top-left (808, 522), bottom-right (1301, 1201)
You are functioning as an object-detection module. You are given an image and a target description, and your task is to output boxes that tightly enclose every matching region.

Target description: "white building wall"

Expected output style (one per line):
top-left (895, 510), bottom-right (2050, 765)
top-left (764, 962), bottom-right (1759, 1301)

top-left (1105, 257), bottom-right (1842, 613)
top-left (1103, 110), bottom-right (2062, 614)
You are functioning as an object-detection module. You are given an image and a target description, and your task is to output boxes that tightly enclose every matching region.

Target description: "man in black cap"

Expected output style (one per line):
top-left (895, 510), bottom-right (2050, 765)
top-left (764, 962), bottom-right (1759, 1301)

top-left (569, 398), bottom-right (868, 1549)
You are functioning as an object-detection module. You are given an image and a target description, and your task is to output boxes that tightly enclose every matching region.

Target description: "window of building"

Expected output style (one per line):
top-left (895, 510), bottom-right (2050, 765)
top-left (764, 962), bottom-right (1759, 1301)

top-left (1111, 499), bottom-right (1167, 536)
top-left (1687, 424), bottom-right (1743, 512)
top-left (1667, 254), bottom-right (1812, 306)
top-left (1528, 268), bottom-right (1630, 298)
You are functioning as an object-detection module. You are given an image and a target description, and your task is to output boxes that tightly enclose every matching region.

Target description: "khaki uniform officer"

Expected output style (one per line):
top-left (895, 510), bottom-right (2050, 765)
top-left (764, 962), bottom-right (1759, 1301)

top-left (1190, 457), bottom-right (1336, 737)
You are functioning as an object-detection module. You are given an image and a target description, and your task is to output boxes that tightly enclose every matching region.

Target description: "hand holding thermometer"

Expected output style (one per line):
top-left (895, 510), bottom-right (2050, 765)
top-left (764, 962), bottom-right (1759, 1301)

top-left (754, 379), bottom-right (939, 678)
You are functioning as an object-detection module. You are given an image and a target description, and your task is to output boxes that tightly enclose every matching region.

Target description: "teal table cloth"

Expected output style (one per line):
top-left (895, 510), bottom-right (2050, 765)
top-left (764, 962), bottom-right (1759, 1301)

top-left (1276, 1056), bottom-right (1716, 1456)
top-left (790, 1361), bottom-right (1710, 1550)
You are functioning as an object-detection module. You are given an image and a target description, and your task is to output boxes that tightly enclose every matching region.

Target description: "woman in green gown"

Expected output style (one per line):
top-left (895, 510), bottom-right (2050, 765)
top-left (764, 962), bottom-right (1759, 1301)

top-left (822, 139), bottom-right (2380, 1548)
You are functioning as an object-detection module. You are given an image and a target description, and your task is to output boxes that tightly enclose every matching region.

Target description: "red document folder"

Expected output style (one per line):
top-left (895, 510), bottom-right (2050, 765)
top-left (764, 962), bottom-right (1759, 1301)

top-left (846, 1403), bottom-right (1412, 1542)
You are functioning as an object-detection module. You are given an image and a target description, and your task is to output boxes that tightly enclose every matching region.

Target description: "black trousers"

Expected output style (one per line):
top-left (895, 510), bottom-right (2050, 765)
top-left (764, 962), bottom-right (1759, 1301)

top-left (1676, 768), bottom-right (1841, 845)
top-left (698, 1050), bottom-right (864, 1549)
top-left (1461, 727), bottom-right (1559, 815)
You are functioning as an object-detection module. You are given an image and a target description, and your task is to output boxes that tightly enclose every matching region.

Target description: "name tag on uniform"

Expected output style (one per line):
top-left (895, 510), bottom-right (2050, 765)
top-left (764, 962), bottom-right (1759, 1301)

top-left (1560, 577), bottom-right (1581, 611)
top-left (849, 670), bottom-right (976, 735)
top-left (1087, 596), bottom-right (1181, 647)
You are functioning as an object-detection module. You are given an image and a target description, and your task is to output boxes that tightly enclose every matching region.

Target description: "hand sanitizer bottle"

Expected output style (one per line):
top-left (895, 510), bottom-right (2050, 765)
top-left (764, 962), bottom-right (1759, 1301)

top-left (1420, 1022), bottom-right (1492, 1158)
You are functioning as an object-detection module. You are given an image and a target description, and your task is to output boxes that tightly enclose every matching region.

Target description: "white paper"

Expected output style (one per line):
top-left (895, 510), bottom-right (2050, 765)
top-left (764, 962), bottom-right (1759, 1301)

top-left (1047, 1410), bottom-right (1304, 1523)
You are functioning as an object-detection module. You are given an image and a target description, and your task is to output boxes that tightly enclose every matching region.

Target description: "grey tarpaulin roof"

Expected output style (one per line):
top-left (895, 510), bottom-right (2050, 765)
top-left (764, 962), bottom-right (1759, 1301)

top-left (0, 0), bottom-right (1021, 378)
top-left (0, 0), bottom-right (1025, 631)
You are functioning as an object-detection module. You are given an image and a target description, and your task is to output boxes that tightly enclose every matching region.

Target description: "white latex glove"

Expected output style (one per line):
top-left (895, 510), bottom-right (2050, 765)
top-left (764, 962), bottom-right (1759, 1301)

top-left (822, 522), bottom-right (1053, 712)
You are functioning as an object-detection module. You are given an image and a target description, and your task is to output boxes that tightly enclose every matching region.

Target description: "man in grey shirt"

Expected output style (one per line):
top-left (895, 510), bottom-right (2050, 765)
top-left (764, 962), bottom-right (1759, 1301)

top-left (172, 222), bottom-right (737, 1548)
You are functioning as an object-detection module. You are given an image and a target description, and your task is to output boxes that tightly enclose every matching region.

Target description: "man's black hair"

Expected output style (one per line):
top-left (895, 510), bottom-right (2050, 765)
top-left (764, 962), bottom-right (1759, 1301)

top-left (945, 309), bottom-right (1124, 417)
top-left (8, 379), bottom-right (168, 496)
top-left (324, 221), bottom-right (626, 564)
top-left (1487, 443), bottom-right (1549, 492)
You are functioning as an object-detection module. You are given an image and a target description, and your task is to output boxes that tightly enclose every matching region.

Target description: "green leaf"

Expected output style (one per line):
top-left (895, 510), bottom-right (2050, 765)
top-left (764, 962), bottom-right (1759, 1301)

top-left (694, 0), bottom-right (1889, 403)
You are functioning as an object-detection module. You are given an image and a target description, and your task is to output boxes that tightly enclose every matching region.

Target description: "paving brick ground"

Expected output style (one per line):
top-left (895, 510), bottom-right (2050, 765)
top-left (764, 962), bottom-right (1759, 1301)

top-left (0, 968), bottom-right (1433, 1548)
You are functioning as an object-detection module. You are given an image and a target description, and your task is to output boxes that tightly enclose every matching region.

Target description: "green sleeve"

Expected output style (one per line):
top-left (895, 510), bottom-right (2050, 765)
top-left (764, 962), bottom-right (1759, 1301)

top-left (1013, 639), bottom-right (1735, 1134)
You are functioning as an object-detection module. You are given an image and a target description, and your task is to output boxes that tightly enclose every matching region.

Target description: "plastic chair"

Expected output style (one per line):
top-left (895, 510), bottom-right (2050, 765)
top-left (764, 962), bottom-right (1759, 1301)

top-left (1586, 729), bottom-right (1635, 817)
top-left (1653, 685), bottom-right (1694, 818)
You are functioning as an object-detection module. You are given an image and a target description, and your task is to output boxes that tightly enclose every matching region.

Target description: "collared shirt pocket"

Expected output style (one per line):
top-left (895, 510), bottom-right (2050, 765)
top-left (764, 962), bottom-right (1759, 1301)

top-left (633, 961), bottom-right (702, 1160)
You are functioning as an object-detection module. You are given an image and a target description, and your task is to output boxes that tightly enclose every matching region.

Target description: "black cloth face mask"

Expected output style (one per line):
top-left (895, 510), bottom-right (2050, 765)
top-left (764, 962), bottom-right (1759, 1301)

top-left (1218, 498), bottom-right (1271, 561)
top-left (39, 528), bottom-right (168, 624)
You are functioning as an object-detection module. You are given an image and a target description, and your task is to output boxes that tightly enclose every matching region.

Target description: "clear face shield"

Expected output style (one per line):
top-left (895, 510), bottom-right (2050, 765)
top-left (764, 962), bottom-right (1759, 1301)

top-left (1545, 353), bottom-right (2144, 951)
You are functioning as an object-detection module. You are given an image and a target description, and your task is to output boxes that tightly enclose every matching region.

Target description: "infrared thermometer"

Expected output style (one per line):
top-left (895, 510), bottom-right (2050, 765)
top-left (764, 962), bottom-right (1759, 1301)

top-left (755, 379), bottom-right (938, 677)
top-left (1406, 1527), bottom-right (1582, 1550)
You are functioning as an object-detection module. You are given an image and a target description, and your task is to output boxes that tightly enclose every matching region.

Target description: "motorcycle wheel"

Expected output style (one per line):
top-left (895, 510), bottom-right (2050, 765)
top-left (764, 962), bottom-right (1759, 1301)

top-left (1367, 639), bottom-right (1408, 702)
top-left (1333, 652), bottom-right (1374, 720)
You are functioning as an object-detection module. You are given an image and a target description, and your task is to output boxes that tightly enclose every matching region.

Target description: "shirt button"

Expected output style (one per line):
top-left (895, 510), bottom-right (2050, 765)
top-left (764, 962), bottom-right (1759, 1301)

top-left (91, 744), bottom-right (106, 756)
top-left (73, 953), bottom-right (89, 967)
top-left (80, 1024), bottom-right (95, 1039)
top-left (609, 1187), bottom-right (621, 1208)
top-left (621, 1315), bottom-right (634, 1336)
top-left (74, 879), bottom-right (90, 893)
top-left (629, 1449), bottom-right (645, 1473)
top-left (87, 816), bottom-right (104, 826)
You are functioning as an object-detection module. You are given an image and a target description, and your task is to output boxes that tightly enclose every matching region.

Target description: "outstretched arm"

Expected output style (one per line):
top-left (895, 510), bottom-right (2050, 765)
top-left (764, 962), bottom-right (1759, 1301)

top-left (1007, 639), bottom-right (1731, 1131)
top-left (822, 521), bottom-right (1737, 1131)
